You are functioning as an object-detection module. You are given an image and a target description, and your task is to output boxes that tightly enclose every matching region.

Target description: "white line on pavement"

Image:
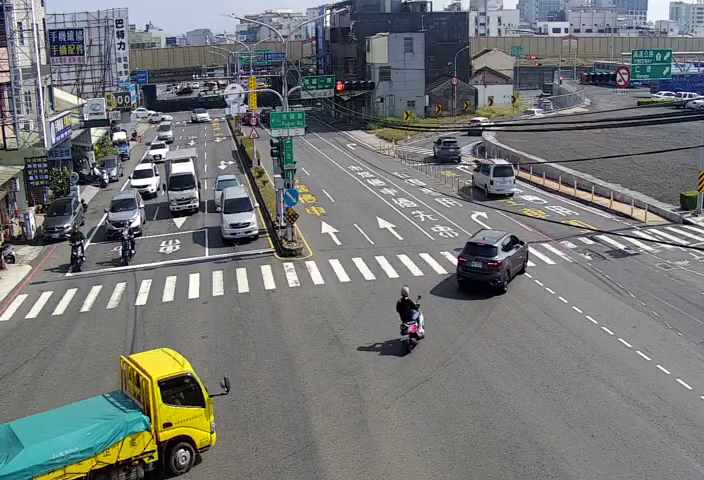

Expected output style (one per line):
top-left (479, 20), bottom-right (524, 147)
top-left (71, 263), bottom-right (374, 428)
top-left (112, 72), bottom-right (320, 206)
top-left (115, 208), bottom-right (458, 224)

top-left (636, 350), bottom-right (652, 361)
top-left (649, 228), bottom-right (688, 245)
top-left (666, 226), bottom-right (704, 242)
top-left (163, 276), bottom-right (177, 302)
top-left (0, 294), bottom-right (28, 321)
top-left (261, 265), bottom-right (276, 290)
top-left (596, 235), bottom-right (629, 251)
top-left (188, 273), bottom-right (200, 299)
top-left (329, 259), bottom-right (351, 282)
top-left (420, 253), bottom-right (447, 274)
top-left (305, 261), bottom-right (325, 285)
top-left (352, 257), bottom-right (376, 280)
top-left (283, 262), bottom-right (301, 287)
top-left (542, 244), bottom-right (572, 262)
top-left (301, 167), bottom-right (310, 176)
top-left (236, 267), bottom-right (249, 293)
top-left (397, 254), bottom-right (423, 276)
top-left (80, 285), bottom-right (103, 313)
top-left (107, 282), bottom-right (126, 309)
top-left (322, 189), bottom-right (335, 202)
top-left (212, 270), bottom-right (224, 296)
top-left (135, 280), bottom-right (152, 306)
top-left (601, 326), bottom-right (614, 335)
top-left (657, 364), bottom-right (671, 374)
top-left (676, 378), bottom-right (693, 390)
top-left (353, 223), bottom-right (375, 245)
top-left (621, 235), bottom-right (656, 252)
top-left (53, 288), bottom-right (77, 316)
top-left (528, 246), bottom-right (555, 265)
top-left (577, 237), bottom-right (596, 245)
top-left (26, 291), bottom-right (53, 319)
top-left (585, 315), bottom-right (598, 324)
top-left (618, 338), bottom-right (632, 348)
top-left (440, 251), bottom-right (457, 266)
top-left (375, 256), bottom-right (399, 278)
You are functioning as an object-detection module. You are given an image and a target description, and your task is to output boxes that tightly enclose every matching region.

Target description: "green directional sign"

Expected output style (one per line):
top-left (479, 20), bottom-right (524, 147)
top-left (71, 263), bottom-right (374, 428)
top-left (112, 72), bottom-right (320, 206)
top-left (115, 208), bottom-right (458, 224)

top-left (631, 49), bottom-right (672, 80)
top-left (282, 137), bottom-right (295, 168)
top-left (510, 46), bottom-right (523, 58)
top-left (301, 75), bottom-right (335, 99)
top-left (270, 111), bottom-right (306, 137)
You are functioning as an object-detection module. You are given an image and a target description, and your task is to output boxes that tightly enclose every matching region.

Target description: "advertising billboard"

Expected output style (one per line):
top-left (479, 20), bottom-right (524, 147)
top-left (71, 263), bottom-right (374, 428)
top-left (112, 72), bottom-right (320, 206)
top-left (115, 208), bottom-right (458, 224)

top-left (165, 36), bottom-right (178, 47)
top-left (48, 28), bottom-right (86, 65)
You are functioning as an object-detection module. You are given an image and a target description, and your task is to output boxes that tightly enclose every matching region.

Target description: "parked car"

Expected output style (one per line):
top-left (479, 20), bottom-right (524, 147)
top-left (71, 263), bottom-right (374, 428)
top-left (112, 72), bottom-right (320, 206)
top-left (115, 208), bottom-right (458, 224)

top-left (456, 229), bottom-right (529, 293)
top-left (105, 190), bottom-right (146, 238)
top-left (676, 91), bottom-right (702, 108)
top-left (191, 108), bottom-right (211, 123)
top-left (687, 99), bottom-right (704, 110)
top-left (432, 136), bottom-right (462, 163)
top-left (156, 122), bottom-right (174, 143)
top-left (103, 156), bottom-right (124, 182)
top-left (148, 112), bottom-right (163, 123)
top-left (214, 174), bottom-right (242, 211)
top-left (473, 158), bottom-right (516, 196)
top-left (132, 107), bottom-right (155, 119)
top-left (130, 162), bottom-right (161, 198)
top-left (146, 141), bottom-right (169, 162)
top-left (43, 196), bottom-right (85, 240)
top-left (651, 91), bottom-right (677, 100)
top-left (219, 186), bottom-right (259, 241)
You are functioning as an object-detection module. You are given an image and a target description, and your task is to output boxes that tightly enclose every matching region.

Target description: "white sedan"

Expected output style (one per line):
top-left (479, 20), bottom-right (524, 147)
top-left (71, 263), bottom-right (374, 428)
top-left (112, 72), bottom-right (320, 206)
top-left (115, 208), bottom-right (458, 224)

top-left (686, 99), bottom-right (704, 110)
top-left (651, 91), bottom-right (677, 100)
top-left (146, 141), bottom-right (169, 162)
top-left (133, 107), bottom-right (155, 119)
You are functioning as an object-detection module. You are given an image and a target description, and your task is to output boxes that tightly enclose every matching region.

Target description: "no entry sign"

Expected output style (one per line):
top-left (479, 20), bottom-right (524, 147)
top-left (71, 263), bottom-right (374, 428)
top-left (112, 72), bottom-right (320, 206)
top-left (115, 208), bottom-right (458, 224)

top-left (616, 66), bottom-right (630, 88)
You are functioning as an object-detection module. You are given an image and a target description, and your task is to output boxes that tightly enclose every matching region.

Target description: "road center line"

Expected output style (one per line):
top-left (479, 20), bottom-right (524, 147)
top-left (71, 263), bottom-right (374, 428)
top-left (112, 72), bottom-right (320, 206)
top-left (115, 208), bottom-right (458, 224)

top-left (677, 378), bottom-right (693, 390)
top-left (322, 189), bottom-right (336, 202)
top-left (636, 350), bottom-right (652, 361)
top-left (353, 223), bottom-right (375, 245)
top-left (656, 364), bottom-right (671, 375)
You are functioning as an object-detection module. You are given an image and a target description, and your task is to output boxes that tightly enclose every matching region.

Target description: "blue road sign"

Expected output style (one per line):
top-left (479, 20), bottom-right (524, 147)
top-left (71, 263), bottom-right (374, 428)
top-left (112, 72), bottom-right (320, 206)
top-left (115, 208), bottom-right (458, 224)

top-left (284, 188), bottom-right (299, 208)
top-left (133, 70), bottom-right (149, 85)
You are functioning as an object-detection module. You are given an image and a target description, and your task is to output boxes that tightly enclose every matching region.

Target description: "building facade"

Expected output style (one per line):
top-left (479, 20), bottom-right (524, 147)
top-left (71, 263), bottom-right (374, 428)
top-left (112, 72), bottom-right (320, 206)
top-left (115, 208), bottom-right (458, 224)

top-left (185, 28), bottom-right (214, 46)
top-left (469, 9), bottom-right (520, 36)
top-left (518, 0), bottom-right (566, 24)
top-left (536, 20), bottom-right (570, 34)
top-left (612, 0), bottom-right (647, 25)
top-left (568, 8), bottom-right (617, 33)
top-left (366, 32), bottom-right (425, 117)
top-left (670, 0), bottom-right (704, 35)
top-left (239, 10), bottom-right (309, 42)
top-left (129, 22), bottom-right (167, 49)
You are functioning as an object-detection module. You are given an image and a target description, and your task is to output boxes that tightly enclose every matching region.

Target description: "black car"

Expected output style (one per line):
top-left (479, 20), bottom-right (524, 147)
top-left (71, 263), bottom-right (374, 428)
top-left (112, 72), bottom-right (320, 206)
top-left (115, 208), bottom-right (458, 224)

top-left (456, 229), bottom-right (529, 293)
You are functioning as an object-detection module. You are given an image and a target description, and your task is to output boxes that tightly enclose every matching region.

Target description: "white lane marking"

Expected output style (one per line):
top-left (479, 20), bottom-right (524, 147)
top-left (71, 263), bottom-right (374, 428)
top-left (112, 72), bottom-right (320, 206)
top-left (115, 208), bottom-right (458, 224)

top-left (676, 378), bottom-right (693, 390)
top-left (632, 230), bottom-right (676, 249)
top-left (25, 291), bottom-right (53, 319)
top-left (204, 179), bottom-right (208, 190)
top-left (636, 350), bottom-right (652, 361)
top-left (545, 287), bottom-right (555, 294)
top-left (542, 244), bottom-right (573, 262)
top-left (163, 276), bottom-right (177, 302)
top-left (440, 251), bottom-right (457, 266)
top-left (152, 206), bottom-right (160, 221)
top-left (601, 326), bottom-right (614, 335)
top-left (561, 240), bottom-right (578, 249)
top-left (618, 338), bottom-right (632, 348)
top-left (585, 315), bottom-right (598, 324)
top-left (322, 189), bottom-right (336, 203)
top-left (534, 279), bottom-right (544, 287)
top-left (353, 223), bottom-right (375, 245)
top-left (283, 262), bottom-right (301, 287)
top-left (328, 259), bottom-right (351, 283)
top-left (212, 270), bottom-right (224, 296)
top-left (53, 288), bottom-right (78, 316)
top-left (135, 280), bottom-right (152, 306)
top-left (657, 364), bottom-right (671, 375)
top-left (524, 272), bottom-right (532, 278)
top-left (621, 235), bottom-right (656, 252)
top-left (419, 253), bottom-right (448, 274)
top-left (666, 226), bottom-right (704, 242)
top-left (188, 273), bottom-right (200, 299)
top-left (375, 256), bottom-right (399, 278)
top-left (352, 257), bottom-right (376, 280)
top-left (528, 246), bottom-right (556, 265)
top-left (577, 237), bottom-right (596, 245)
top-left (572, 306), bottom-right (583, 314)
top-left (377, 216), bottom-right (404, 241)
top-left (305, 261), bottom-right (325, 285)
top-left (527, 259), bottom-right (536, 267)
top-left (682, 225), bottom-right (704, 236)
top-left (301, 167), bottom-right (310, 176)
top-left (236, 267), bottom-right (250, 293)
top-left (0, 294), bottom-right (28, 321)
top-left (261, 265), bottom-right (276, 290)
top-left (558, 296), bottom-right (568, 304)
top-left (80, 285), bottom-right (103, 313)
top-left (397, 254), bottom-right (423, 276)
top-left (648, 228), bottom-right (688, 245)
top-left (107, 282), bottom-right (127, 309)
top-left (596, 235), bottom-right (629, 251)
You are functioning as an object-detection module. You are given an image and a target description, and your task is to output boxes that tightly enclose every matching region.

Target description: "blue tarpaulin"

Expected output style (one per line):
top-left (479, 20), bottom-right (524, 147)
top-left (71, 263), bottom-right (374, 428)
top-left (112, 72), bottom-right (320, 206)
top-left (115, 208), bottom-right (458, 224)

top-left (0, 391), bottom-right (151, 480)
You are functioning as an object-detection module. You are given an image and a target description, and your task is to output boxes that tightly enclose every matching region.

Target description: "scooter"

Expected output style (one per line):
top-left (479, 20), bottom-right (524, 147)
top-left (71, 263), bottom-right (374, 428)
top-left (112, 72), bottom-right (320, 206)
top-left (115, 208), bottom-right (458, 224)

top-left (2, 244), bottom-right (16, 264)
top-left (120, 229), bottom-right (135, 266)
top-left (400, 295), bottom-right (425, 355)
top-left (70, 241), bottom-right (84, 272)
top-left (99, 169), bottom-right (109, 188)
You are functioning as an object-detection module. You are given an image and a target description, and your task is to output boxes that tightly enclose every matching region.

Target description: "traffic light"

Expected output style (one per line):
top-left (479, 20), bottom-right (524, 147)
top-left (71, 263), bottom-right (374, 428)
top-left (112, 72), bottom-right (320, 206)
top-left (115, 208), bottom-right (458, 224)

top-left (339, 80), bottom-right (376, 92)
top-left (336, 80), bottom-right (345, 93)
top-left (270, 138), bottom-right (283, 166)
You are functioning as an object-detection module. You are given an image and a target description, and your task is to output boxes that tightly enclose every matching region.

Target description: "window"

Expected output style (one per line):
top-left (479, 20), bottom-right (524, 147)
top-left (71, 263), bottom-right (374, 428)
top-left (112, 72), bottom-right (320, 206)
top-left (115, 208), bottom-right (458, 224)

top-left (379, 66), bottom-right (391, 81)
top-left (406, 100), bottom-right (415, 108)
top-left (551, 27), bottom-right (561, 33)
top-left (159, 375), bottom-right (205, 408)
top-left (17, 22), bottom-right (24, 45)
top-left (23, 91), bottom-right (32, 114)
top-left (403, 37), bottom-right (414, 54)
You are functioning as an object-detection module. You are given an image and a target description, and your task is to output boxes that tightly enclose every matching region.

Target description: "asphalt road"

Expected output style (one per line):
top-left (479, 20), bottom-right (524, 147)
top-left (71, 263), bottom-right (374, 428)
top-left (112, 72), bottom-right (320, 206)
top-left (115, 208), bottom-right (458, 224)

top-left (2, 109), bottom-right (704, 479)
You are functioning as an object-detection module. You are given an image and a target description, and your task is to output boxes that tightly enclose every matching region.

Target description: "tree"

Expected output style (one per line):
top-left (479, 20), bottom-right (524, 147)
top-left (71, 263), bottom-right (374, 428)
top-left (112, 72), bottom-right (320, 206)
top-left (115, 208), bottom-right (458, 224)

top-left (49, 168), bottom-right (72, 198)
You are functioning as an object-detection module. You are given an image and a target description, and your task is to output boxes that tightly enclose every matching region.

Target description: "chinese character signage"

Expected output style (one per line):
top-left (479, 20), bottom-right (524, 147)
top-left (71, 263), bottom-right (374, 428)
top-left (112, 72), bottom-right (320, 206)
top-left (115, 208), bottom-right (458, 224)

top-left (47, 111), bottom-right (72, 148)
top-left (48, 28), bottom-right (85, 65)
top-left (25, 157), bottom-right (50, 188)
top-left (114, 13), bottom-right (129, 82)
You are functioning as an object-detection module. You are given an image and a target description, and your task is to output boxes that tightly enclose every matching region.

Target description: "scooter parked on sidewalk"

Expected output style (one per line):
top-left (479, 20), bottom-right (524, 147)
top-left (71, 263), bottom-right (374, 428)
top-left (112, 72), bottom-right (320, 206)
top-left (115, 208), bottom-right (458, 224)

top-left (400, 295), bottom-right (425, 355)
top-left (2, 244), bottom-right (16, 264)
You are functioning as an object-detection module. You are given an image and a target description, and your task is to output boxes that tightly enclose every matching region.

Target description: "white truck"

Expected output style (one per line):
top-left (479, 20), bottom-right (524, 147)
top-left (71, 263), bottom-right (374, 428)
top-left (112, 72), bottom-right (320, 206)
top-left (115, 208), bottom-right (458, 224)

top-left (164, 148), bottom-right (200, 214)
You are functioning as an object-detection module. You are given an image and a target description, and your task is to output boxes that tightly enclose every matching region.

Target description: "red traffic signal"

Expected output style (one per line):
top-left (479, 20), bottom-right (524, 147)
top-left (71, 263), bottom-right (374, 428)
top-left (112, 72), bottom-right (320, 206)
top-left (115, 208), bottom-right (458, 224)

top-left (336, 80), bottom-right (345, 93)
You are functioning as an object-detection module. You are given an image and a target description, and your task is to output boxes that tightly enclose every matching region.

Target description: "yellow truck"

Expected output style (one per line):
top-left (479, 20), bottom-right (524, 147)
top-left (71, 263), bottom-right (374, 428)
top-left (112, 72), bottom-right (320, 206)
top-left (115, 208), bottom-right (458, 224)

top-left (0, 348), bottom-right (230, 480)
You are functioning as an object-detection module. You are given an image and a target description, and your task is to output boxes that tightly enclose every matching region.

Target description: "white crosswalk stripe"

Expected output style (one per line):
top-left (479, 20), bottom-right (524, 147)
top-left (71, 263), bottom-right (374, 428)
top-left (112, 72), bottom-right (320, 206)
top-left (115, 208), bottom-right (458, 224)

top-left (665, 226), bottom-right (704, 243)
top-left (632, 230), bottom-right (676, 249)
top-left (163, 276), bottom-right (177, 302)
top-left (236, 268), bottom-right (250, 293)
top-left (283, 262), bottom-right (301, 287)
top-left (188, 273), bottom-right (200, 299)
top-left (80, 286), bottom-right (103, 313)
top-left (329, 259), bottom-right (351, 282)
top-left (397, 254), bottom-right (423, 276)
top-left (620, 235), bottom-right (656, 252)
top-left (577, 237), bottom-right (596, 245)
top-left (107, 282), bottom-right (126, 309)
top-left (528, 246), bottom-right (555, 265)
top-left (212, 270), bottom-right (224, 296)
top-left (0, 294), bottom-right (28, 321)
top-left (26, 291), bottom-right (53, 319)
top-left (541, 244), bottom-right (573, 262)
top-left (419, 253), bottom-right (448, 274)
top-left (596, 235), bottom-right (630, 251)
top-left (561, 240), bottom-right (578, 249)
top-left (53, 288), bottom-right (77, 316)
top-left (375, 256), bottom-right (399, 278)
top-left (305, 261), bottom-right (325, 285)
top-left (440, 251), bottom-right (457, 266)
top-left (135, 280), bottom-right (152, 306)
top-left (261, 265), bottom-right (276, 290)
top-left (352, 257), bottom-right (376, 280)
top-left (648, 228), bottom-right (688, 245)
top-left (682, 225), bottom-right (704, 236)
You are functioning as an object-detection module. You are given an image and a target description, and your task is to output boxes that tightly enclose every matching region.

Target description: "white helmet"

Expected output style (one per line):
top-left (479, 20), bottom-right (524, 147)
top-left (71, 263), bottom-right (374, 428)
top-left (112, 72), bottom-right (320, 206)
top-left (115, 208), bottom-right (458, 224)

top-left (401, 285), bottom-right (410, 297)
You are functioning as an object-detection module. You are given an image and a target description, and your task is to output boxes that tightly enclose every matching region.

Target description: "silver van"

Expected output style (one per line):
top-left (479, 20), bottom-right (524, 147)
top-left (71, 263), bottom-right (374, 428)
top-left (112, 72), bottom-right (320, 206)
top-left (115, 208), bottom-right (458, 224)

top-left (156, 121), bottom-right (174, 143)
top-left (473, 159), bottom-right (516, 196)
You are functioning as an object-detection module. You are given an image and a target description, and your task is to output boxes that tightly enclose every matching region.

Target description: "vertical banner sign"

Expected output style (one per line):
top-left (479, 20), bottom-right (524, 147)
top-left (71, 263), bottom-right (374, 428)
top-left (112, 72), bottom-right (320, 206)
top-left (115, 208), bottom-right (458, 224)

top-left (24, 157), bottom-right (49, 188)
top-left (113, 12), bottom-right (129, 82)
top-left (248, 75), bottom-right (257, 110)
top-left (48, 28), bottom-right (85, 65)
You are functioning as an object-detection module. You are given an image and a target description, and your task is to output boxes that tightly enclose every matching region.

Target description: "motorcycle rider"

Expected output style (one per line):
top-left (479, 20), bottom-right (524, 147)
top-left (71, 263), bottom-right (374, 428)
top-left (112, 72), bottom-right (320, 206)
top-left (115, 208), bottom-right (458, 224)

top-left (396, 285), bottom-right (425, 337)
top-left (121, 226), bottom-right (135, 258)
top-left (69, 225), bottom-right (86, 264)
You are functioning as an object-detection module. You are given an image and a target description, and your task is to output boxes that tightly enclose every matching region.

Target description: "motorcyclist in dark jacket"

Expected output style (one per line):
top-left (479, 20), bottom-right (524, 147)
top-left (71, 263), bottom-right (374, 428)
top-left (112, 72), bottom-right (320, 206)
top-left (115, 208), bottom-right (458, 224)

top-left (396, 286), bottom-right (419, 323)
top-left (69, 226), bottom-right (86, 261)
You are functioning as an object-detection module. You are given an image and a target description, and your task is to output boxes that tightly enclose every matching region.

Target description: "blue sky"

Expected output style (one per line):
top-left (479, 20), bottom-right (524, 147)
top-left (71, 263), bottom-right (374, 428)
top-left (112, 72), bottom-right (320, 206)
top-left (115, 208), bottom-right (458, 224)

top-left (48, 0), bottom-right (669, 34)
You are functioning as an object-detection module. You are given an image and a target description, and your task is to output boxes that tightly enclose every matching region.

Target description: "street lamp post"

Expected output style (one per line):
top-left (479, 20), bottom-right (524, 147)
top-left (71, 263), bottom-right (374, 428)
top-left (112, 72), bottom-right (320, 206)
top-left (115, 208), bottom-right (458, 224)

top-left (453, 44), bottom-right (471, 116)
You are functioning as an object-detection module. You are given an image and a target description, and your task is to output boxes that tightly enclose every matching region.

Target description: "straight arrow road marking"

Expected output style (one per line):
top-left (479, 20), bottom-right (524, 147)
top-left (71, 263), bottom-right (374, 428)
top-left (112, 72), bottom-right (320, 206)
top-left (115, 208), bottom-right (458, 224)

top-left (377, 216), bottom-right (403, 240)
top-left (321, 221), bottom-right (342, 246)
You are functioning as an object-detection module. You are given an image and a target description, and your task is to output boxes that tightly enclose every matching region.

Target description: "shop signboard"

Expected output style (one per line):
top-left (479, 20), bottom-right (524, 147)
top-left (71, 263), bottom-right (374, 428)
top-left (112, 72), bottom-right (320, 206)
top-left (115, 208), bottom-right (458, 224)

top-left (48, 28), bottom-right (85, 65)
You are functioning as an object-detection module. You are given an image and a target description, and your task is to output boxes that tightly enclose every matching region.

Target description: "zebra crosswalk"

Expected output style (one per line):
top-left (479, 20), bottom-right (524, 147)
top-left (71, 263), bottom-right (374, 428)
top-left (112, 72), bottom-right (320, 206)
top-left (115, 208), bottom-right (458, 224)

top-left (1, 225), bottom-right (702, 322)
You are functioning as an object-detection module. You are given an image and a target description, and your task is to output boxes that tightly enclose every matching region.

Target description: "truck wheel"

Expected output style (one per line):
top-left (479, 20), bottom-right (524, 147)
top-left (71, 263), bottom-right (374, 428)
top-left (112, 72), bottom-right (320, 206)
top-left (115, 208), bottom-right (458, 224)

top-left (167, 441), bottom-right (196, 475)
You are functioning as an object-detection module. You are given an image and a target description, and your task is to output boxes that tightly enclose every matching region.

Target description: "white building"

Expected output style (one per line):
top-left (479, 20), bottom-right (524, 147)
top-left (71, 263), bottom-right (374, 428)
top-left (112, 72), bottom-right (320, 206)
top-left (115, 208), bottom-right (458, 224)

top-left (568, 8), bottom-right (618, 33)
top-left (241, 10), bottom-right (308, 42)
top-left (129, 22), bottom-right (168, 49)
top-left (469, 9), bottom-right (520, 36)
top-left (185, 28), bottom-right (214, 46)
top-left (669, 0), bottom-right (704, 35)
top-left (47, 8), bottom-right (130, 100)
top-left (536, 20), bottom-right (571, 34)
top-left (655, 19), bottom-right (679, 35)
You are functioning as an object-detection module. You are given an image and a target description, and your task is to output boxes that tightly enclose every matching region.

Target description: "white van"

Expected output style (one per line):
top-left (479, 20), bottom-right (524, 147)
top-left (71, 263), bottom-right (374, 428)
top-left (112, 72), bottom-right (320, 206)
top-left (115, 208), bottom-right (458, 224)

top-left (473, 159), bottom-right (516, 196)
top-left (164, 149), bottom-right (200, 213)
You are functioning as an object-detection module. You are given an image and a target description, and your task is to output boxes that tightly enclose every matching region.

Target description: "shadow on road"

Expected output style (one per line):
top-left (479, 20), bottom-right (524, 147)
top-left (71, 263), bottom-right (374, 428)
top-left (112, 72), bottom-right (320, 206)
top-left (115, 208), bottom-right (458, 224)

top-left (430, 275), bottom-right (496, 300)
top-left (357, 338), bottom-right (409, 357)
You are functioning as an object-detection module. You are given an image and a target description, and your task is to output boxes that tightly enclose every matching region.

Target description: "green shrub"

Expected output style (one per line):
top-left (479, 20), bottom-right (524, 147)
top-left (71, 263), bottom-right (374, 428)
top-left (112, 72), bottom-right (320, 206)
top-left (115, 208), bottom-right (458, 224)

top-left (637, 99), bottom-right (675, 107)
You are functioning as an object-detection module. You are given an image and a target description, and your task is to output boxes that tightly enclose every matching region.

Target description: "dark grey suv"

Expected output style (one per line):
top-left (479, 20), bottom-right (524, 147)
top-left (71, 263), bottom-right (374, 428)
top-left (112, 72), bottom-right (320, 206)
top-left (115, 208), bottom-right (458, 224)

top-left (457, 229), bottom-right (529, 293)
top-left (432, 136), bottom-right (461, 163)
